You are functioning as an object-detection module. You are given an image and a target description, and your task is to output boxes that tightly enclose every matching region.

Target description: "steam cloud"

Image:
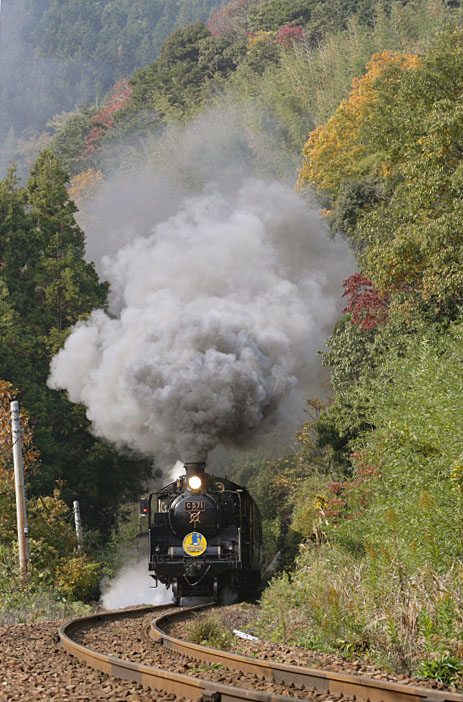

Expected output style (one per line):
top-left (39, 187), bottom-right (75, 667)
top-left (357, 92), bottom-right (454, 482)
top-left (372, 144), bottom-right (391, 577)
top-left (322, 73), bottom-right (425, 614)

top-left (48, 178), bottom-right (352, 462)
top-left (101, 558), bottom-right (171, 609)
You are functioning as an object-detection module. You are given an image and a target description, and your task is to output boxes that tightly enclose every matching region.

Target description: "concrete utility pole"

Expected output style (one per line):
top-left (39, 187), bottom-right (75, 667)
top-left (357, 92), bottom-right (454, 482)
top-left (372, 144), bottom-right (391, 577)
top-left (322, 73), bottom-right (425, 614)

top-left (73, 500), bottom-right (83, 550)
top-left (10, 401), bottom-right (30, 576)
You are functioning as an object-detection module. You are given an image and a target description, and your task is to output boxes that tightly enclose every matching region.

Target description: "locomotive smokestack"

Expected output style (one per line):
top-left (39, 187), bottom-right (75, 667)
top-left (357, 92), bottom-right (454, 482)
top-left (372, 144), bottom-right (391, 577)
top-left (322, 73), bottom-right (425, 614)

top-left (183, 461), bottom-right (206, 481)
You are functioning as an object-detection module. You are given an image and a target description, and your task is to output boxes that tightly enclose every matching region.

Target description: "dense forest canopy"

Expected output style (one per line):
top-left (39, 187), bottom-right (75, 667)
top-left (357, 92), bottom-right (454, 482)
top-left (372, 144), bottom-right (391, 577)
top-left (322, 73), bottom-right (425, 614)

top-left (0, 0), bottom-right (225, 174)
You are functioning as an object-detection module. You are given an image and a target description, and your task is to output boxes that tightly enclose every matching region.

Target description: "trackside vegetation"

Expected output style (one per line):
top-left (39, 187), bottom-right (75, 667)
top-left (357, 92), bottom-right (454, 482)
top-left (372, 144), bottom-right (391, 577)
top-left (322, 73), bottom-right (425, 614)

top-left (2, 0), bottom-right (463, 683)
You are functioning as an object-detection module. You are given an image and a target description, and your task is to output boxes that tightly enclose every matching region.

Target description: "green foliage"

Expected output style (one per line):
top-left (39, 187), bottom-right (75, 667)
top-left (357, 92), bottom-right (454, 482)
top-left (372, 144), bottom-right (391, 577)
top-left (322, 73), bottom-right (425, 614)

top-left (55, 554), bottom-right (101, 601)
top-left (332, 322), bottom-right (463, 568)
top-left (259, 545), bottom-right (463, 673)
top-left (259, 320), bottom-right (463, 671)
top-left (45, 0), bottom-right (461, 180)
top-left (0, 563), bottom-right (91, 624)
top-left (248, 0), bottom-right (402, 37)
top-left (0, 0), bottom-right (224, 142)
top-left (224, 0), bottom-right (460, 164)
top-left (186, 612), bottom-right (234, 649)
top-left (224, 407), bottom-right (340, 571)
top-left (418, 655), bottom-right (463, 686)
top-left (299, 21), bottom-right (463, 316)
top-left (129, 23), bottom-right (246, 121)
top-left (0, 154), bottom-right (152, 534)
top-left (51, 111), bottom-right (95, 176)
top-left (248, 0), bottom-right (316, 31)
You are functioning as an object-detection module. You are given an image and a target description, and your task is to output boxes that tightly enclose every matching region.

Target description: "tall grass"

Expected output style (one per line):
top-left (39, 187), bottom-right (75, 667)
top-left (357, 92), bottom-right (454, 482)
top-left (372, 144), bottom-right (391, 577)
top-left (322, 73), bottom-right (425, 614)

top-left (259, 544), bottom-right (463, 677)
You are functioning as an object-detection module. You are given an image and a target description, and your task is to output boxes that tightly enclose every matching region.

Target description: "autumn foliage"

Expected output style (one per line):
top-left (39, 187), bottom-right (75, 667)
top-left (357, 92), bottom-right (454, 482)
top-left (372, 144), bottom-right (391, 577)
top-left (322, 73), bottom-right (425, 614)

top-left (82, 79), bottom-right (132, 158)
top-left (342, 273), bottom-right (389, 331)
top-left (69, 168), bottom-right (104, 208)
top-left (297, 51), bottom-right (420, 195)
top-left (206, 0), bottom-right (258, 39)
top-left (275, 24), bottom-right (305, 47)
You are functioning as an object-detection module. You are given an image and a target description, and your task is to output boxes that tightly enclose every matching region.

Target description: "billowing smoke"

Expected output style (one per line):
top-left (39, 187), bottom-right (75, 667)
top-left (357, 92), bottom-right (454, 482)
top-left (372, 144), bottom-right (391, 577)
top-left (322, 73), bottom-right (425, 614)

top-left (101, 558), bottom-right (171, 609)
top-left (48, 177), bottom-right (352, 462)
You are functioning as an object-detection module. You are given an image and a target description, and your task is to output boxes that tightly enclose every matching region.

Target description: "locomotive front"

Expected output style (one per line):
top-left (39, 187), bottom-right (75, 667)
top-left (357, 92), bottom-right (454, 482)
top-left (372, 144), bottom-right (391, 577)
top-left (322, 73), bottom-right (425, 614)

top-left (143, 461), bottom-right (261, 604)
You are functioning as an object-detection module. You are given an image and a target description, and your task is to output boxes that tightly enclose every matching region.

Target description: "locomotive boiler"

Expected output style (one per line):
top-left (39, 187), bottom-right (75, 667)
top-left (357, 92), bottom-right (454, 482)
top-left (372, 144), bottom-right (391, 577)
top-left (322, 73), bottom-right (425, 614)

top-left (142, 461), bottom-right (262, 604)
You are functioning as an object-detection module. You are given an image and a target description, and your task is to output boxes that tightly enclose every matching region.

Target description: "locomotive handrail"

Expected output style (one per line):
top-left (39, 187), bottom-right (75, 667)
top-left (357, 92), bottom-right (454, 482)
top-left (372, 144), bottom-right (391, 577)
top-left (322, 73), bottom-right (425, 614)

top-left (146, 469), bottom-right (261, 602)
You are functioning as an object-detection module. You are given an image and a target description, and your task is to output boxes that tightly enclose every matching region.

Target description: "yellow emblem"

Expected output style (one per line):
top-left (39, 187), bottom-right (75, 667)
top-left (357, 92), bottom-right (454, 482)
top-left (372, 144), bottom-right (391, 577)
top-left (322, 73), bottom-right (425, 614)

top-left (183, 531), bottom-right (207, 557)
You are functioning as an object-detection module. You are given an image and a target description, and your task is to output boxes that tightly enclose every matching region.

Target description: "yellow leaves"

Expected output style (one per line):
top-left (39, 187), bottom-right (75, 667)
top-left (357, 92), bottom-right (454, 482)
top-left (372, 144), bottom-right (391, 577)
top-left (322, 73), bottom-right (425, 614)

top-left (313, 494), bottom-right (328, 511)
top-left (246, 30), bottom-right (276, 52)
top-left (297, 50), bottom-right (420, 194)
top-left (69, 169), bottom-right (104, 209)
top-left (380, 161), bottom-right (392, 177)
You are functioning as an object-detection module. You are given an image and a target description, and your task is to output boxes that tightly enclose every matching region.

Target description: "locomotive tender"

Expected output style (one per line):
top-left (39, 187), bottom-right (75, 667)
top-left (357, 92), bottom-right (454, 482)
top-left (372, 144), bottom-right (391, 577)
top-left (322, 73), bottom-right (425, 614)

top-left (143, 461), bottom-right (262, 604)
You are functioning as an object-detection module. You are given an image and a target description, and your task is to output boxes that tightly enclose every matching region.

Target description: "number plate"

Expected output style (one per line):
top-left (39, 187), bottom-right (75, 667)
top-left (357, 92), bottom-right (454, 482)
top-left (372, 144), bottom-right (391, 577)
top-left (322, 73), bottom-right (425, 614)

top-left (185, 501), bottom-right (205, 511)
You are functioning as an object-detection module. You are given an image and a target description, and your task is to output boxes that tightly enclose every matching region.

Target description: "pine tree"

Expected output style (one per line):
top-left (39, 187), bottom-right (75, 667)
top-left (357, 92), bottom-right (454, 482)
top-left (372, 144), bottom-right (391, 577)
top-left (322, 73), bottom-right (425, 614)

top-left (0, 152), bottom-right (151, 533)
top-left (26, 149), bottom-right (108, 336)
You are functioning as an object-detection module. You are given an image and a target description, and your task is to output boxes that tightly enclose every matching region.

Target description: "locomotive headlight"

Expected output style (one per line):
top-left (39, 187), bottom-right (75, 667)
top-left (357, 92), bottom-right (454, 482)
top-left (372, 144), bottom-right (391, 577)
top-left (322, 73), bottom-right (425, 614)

top-left (188, 475), bottom-right (202, 490)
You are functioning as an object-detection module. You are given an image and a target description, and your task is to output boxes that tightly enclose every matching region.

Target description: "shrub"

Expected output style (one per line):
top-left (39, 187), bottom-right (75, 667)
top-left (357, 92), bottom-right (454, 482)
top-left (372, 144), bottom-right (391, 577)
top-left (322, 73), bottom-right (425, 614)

top-left (55, 554), bottom-right (101, 602)
top-left (258, 545), bottom-right (463, 672)
top-left (186, 612), bottom-right (234, 650)
top-left (418, 655), bottom-right (463, 687)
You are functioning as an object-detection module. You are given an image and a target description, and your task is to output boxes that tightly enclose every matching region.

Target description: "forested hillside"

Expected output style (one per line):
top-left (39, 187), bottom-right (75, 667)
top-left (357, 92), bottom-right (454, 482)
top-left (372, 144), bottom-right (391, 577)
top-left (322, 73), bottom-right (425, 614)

top-left (2, 0), bottom-right (463, 682)
top-left (0, 0), bottom-right (224, 174)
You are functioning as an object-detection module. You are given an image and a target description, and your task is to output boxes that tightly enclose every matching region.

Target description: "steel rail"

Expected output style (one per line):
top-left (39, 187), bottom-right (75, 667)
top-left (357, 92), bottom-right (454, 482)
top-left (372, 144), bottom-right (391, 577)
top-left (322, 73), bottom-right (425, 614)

top-left (59, 604), bottom-right (308, 702)
top-left (150, 608), bottom-right (463, 702)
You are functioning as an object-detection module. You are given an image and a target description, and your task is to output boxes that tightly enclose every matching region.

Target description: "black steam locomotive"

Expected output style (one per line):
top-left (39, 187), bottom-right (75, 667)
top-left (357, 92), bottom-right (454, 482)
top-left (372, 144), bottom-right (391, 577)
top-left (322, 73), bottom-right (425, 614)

top-left (141, 462), bottom-right (262, 604)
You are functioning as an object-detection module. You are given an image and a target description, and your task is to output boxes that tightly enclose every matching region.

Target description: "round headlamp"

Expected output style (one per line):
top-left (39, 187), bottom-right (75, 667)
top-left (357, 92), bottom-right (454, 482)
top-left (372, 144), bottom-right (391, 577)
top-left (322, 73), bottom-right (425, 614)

top-left (188, 475), bottom-right (202, 490)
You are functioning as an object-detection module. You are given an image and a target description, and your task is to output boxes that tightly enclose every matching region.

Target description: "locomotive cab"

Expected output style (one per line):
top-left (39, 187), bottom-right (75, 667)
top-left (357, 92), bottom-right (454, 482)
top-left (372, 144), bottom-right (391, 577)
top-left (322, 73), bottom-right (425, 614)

top-left (145, 461), bottom-right (261, 604)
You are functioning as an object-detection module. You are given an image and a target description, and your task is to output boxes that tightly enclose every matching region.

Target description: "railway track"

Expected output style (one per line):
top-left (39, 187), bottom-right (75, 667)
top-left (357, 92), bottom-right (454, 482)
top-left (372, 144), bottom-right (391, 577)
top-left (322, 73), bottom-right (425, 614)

top-left (60, 604), bottom-right (463, 702)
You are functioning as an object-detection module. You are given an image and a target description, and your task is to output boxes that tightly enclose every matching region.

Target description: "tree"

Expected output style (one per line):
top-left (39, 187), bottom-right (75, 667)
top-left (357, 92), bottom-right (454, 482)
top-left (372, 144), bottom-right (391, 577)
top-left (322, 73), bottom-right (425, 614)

top-left (297, 50), bottom-right (420, 197)
top-left (207, 0), bottom-right (259, 39)
top-left (26, 150), bottom-right (108, 335)
top-left (0, 153), bottom-right (152, 533)
top-left (248, 0), bottom-right (316, 32)
top-left (51, 111), bottom-right (95, 177)
top-left (298, 30), bottom-right (463, 315)
top-left (68, 168), bottom-right (104, 209)
top-left (81, 79), bottom-right (133, 160)
top-left (129, 23), bottom-right (246, 120)
top-left (342, 273), bottom-right (389, 331)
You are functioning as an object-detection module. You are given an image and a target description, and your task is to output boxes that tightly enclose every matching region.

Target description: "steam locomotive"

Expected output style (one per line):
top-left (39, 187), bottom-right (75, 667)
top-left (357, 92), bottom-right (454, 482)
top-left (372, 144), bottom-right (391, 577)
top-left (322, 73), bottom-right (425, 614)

top-left (141, 462), bottom-right (262, 604)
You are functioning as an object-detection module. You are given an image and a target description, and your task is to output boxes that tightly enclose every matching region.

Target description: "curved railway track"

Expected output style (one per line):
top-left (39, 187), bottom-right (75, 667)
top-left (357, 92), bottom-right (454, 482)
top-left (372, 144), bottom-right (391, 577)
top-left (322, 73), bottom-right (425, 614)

top-left (60, 604), bottom-right (462, 702)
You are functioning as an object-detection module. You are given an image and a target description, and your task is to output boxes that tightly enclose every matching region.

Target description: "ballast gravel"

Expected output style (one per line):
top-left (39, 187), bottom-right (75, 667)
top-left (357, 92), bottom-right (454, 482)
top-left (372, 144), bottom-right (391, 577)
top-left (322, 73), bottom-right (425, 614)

top-left (0, 612), bottom-right (179, 702)
top-left (0, 603), bottom-right (457, 701)
top-left (73, 611), bottom-right (353, 702)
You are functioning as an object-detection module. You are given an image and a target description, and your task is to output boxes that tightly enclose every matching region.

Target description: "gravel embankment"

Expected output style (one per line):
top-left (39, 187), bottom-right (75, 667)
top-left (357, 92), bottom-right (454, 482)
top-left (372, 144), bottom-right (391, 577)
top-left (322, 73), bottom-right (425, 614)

top-left (75, 611), bottom-right (353, 701)
top-left (0, 603), bottom-right (459, 700)
top-left (166, 605), bottom-right (458, 693)
top-left (0, 616), bottom-right (177, 701)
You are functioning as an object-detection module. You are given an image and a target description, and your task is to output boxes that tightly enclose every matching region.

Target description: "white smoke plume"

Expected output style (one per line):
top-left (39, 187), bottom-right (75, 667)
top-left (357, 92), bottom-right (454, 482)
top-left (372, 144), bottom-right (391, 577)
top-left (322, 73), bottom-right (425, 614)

top-left (49, 178), bottom-right (353, 462)
top-left (101, 558), bottom-right (171, 609)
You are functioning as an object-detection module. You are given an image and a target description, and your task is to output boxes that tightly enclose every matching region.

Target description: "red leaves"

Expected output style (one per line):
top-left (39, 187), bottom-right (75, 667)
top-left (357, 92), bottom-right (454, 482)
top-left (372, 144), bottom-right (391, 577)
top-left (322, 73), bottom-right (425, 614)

top-left (343, 272), bottom-right (389, 331)
top-left (81, 79), bottom-right (133, 158)
top-left (206, 0), bottom-right (256, 38)
top-left (275, 24), bottom-right (305, 47)
top-left (323, 456), bottom-right (379, 522)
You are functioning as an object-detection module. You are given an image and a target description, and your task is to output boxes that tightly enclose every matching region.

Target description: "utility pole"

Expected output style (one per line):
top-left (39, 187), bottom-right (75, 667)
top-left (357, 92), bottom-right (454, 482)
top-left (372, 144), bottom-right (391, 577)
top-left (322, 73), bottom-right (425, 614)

top-left (73, 500), bottom-right (83, 550)
top-left (10, 401), bottom-right (29, 576)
